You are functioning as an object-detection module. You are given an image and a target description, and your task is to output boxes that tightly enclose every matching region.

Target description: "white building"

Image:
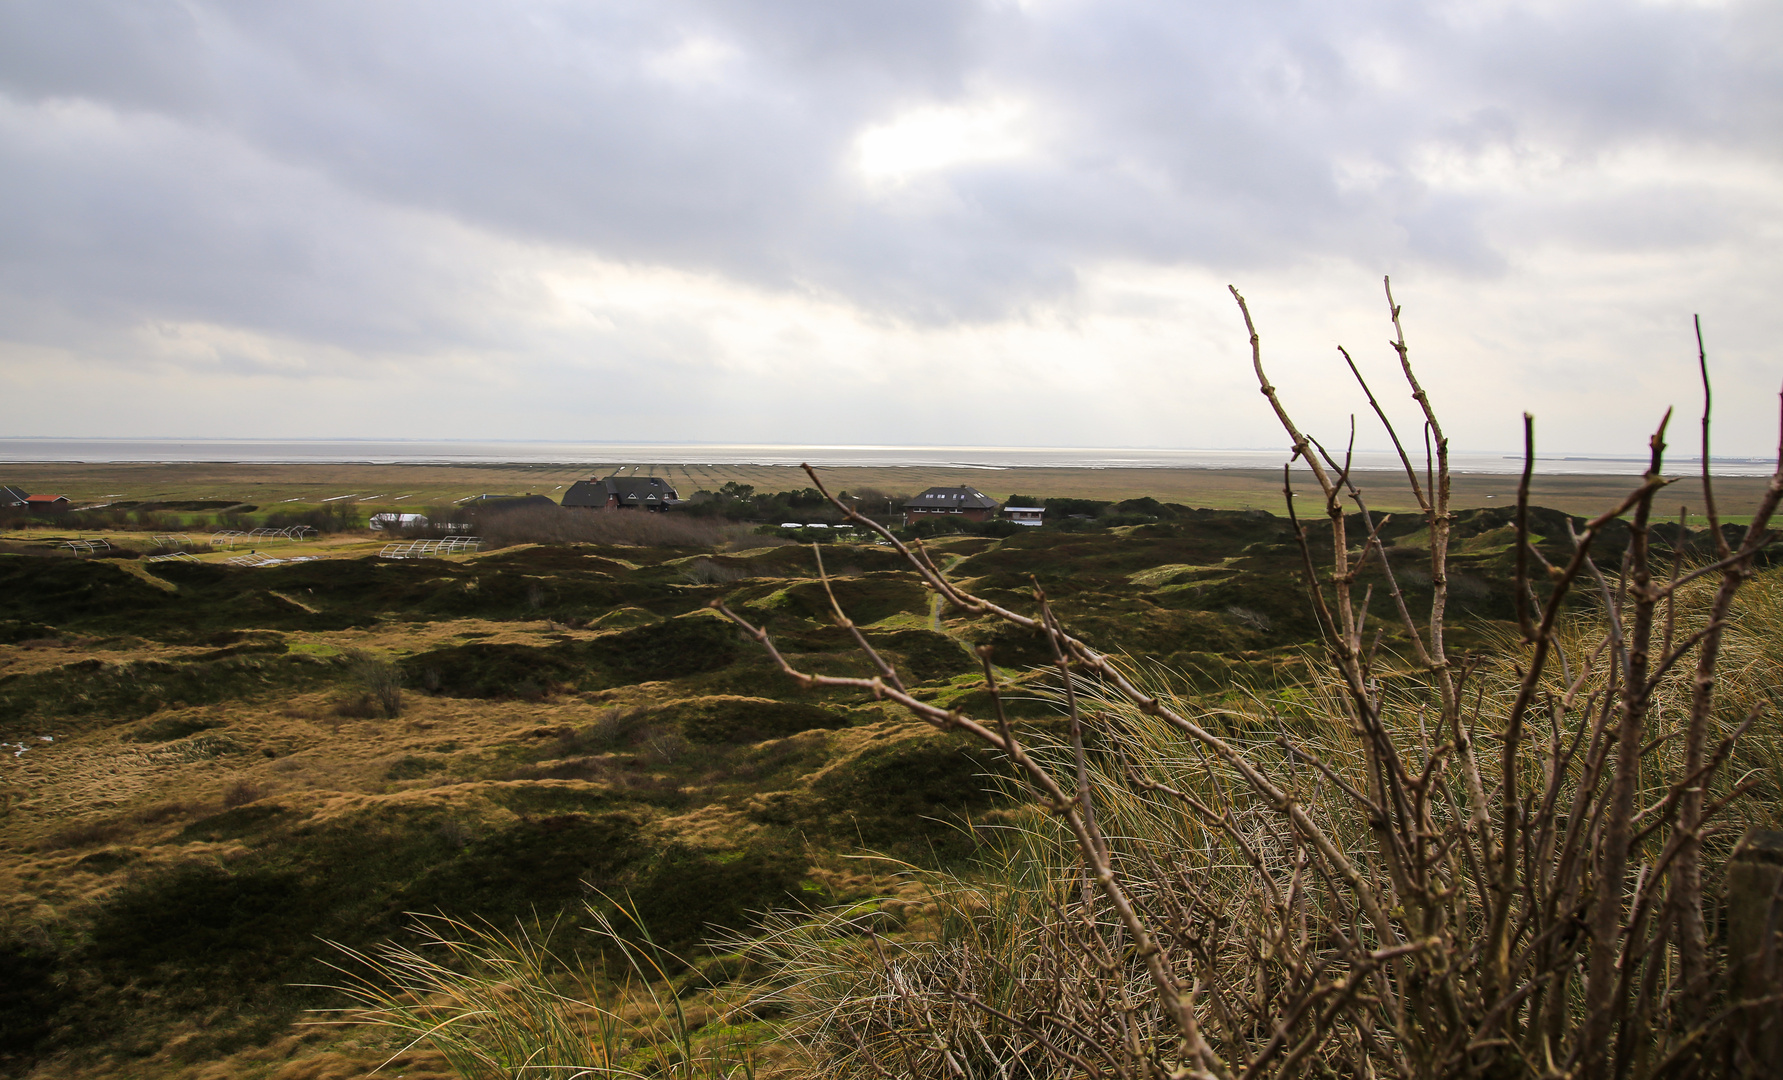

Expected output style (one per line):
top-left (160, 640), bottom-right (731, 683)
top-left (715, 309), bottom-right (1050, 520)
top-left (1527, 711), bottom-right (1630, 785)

top-left (1002, 506), bottom-right (1045, 527)
top-left (369, 512), bottom-right (428, 531)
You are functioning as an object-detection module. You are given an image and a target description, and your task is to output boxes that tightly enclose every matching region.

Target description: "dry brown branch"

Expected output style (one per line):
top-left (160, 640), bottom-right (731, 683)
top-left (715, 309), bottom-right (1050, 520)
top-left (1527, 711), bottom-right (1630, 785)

top-left (730, 294), bottom-right (1783, 1079)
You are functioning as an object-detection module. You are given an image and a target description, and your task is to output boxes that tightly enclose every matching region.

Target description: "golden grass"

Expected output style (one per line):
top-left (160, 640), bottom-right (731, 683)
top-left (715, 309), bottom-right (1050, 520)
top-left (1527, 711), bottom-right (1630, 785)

top-left (0, 568), bottom-right (961, 1080)
top-left (736, 560), bottom-right (1783, 1077)
top-left (13, 1032), bottom-right (456, 1080)
top-left (9, 487), bottom-right (1772, 1078)
top-left (318, 907), bottom-right (773, 1080)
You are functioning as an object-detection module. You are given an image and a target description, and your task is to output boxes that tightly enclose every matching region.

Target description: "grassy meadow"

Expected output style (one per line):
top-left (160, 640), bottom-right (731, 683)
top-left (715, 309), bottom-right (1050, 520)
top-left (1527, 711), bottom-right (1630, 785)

top-left (1, 465), bottom-right (1779, 1078)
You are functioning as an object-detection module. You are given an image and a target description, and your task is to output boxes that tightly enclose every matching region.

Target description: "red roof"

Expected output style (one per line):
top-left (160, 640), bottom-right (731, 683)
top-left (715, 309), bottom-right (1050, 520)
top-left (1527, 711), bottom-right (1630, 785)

top-left (25, 494), bottom-right (67, 503)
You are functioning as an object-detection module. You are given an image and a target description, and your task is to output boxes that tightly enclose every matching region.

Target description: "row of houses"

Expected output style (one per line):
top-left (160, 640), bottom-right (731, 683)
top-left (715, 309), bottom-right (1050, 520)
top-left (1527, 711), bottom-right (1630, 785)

top-left (6, 474), bottom-right (1044, 528)
top-left (557, 475), bottom-right (1042, 528)
top-left (0, 486), bottom-right (68, 513)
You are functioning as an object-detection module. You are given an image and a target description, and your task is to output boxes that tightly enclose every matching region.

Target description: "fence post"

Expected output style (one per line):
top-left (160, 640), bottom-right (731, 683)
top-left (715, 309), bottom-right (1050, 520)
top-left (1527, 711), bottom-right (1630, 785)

top-left (1729, 829), bottom-right (1783, 1066)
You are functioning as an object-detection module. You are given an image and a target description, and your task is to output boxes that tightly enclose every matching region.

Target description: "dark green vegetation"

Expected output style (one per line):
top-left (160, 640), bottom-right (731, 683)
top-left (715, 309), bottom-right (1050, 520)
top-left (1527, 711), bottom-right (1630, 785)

top-left (0, 501), bottom-right (1766, 1079)
top-left (1, 502), bottom-right (363, 543)
top-left (678, 481), bottom-right (841, 522)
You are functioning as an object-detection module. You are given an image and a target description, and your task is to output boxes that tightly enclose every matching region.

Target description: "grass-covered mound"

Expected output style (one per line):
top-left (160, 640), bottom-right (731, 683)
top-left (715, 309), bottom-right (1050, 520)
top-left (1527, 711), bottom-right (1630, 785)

top-left (1, 501), bottom-right (1737, 1079)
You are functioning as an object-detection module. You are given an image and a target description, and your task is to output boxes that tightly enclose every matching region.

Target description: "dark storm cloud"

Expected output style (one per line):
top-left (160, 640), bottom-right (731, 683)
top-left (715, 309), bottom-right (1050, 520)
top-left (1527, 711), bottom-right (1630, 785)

top-left (0, 101), bottom-right (516, 354)
top-left (2, 0), bottom-right (1774, 336)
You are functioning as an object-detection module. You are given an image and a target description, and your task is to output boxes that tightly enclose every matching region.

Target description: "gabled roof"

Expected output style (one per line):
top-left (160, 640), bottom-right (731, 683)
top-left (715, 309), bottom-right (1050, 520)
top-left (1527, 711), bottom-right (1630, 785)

top-left (0, 485), bottom-right (29, 506)
top-left (25, 494), bottom-right (67, 504)
top-left (904, 486), bottom-right (999, 510)
top-left (562, 475), bottom-right (680, 508)
top-left (561, 480), bottom-right (606, 508)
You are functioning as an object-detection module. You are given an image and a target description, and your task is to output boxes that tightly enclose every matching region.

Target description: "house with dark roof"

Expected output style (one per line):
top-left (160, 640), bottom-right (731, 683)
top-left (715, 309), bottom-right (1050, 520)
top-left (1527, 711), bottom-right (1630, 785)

top-left (0, 486), bottom-right (28, 510)
top-left (562, 475), bottom-right (680, 512)
top-left (902, 485), bottom-right (1000, 527)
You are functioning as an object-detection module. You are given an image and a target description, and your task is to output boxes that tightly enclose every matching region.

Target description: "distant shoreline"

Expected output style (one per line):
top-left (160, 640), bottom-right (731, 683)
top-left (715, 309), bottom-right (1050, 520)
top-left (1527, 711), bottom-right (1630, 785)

top-left (1, 438), bottom-right (1775, 477)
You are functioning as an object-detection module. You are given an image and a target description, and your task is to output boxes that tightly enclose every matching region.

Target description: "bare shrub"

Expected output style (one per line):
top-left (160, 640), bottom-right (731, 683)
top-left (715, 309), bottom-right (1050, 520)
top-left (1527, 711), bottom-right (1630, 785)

top-left (337, 650), bottom-right (403, 719)
top-left (719, 282), bottom-right (1783, 1078)
top-left (641, 729), bottom-right (692, 767)
top-left (1223, 603), bottom-right (1271, 630)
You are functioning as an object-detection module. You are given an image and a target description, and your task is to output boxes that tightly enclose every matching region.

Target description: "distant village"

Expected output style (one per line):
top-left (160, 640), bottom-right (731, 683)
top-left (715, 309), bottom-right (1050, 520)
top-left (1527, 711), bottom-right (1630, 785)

top-left (556, 474), bottom-right (1044, 529)
top-left (359, 475), bottom-right (1047, 532)
top-left (1, 473), bottom-right (1053, 534)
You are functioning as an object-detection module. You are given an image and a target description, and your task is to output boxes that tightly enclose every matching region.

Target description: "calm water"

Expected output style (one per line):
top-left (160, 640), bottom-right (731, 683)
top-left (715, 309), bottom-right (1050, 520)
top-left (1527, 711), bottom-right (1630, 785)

top-left (0, 439), bottom-right (1775, 476)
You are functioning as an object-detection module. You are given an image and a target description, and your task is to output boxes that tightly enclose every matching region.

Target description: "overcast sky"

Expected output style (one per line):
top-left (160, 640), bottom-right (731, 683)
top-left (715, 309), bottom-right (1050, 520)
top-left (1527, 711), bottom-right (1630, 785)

top-left (2, 0), bottom-right (1779, 457)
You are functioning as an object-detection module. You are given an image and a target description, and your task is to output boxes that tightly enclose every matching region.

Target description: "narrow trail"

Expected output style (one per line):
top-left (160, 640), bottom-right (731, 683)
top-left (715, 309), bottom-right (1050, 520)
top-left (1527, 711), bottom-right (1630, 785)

top-left (929, 553), bottom-right (965, 631)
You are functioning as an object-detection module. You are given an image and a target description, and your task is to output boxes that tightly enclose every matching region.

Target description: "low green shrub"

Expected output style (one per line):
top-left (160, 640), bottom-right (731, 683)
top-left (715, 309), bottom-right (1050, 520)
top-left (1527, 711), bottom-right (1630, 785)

top-left (658, 696), bottom-right (847, 744)
top-left (617, 842), bottom-right (812, 947)
top-left (808, 734), bottom-right (1005, 856)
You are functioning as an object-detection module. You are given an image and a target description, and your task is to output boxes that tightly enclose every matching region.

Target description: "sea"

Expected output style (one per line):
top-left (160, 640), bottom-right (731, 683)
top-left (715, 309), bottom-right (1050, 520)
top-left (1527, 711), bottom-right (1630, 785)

top-left (0, 439), bottom-right (1776, 476)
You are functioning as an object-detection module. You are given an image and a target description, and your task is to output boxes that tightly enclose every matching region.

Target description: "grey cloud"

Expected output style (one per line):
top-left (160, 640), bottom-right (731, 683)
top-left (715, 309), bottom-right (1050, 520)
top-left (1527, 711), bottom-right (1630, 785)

top-left (0, 0), bottom-right (1777, 364)
top-left (0, 1), bottom-right (212, 115)
top-left (0, 95), bottom-right (542, 356)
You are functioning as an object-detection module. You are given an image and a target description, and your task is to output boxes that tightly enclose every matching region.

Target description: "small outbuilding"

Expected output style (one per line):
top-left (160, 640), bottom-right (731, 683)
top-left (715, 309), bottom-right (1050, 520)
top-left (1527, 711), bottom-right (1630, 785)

top-left (25, 494), bottom-right (68, 514)
top-left (562, 475), bottom-right (680, 511)
top-left (1002, 505), bottom-right (1045, 527)
top-left (369, 513), bottom-right (429, 531)
top-left (902, 486), bottom-right (1000, 527)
